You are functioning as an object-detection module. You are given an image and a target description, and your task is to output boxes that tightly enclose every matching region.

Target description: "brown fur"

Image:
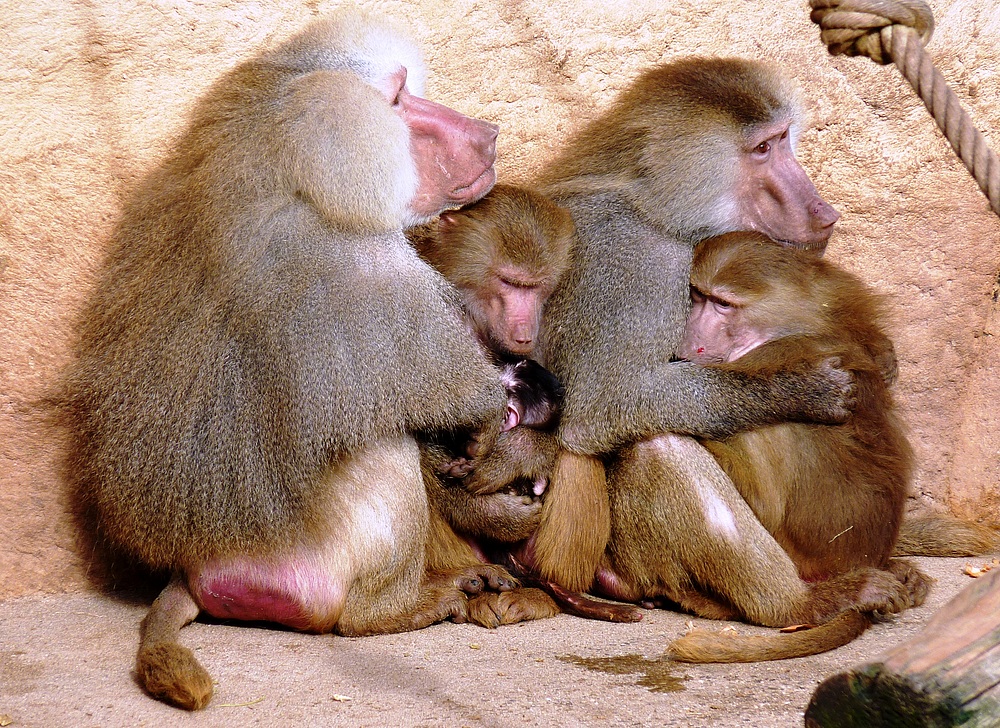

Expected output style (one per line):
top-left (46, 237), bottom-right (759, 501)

top-left (669, 610), bottom-right (871, 663)
top-left (413, 183), bottom-right (574, 359)
top-left (135, 577), bottom-right (212, 710)
top-left (667, 232), bottom-right (929, 661)
top-left (688, 232), bottom-right (915, 581)
top-left (895, 514), bottom-right (1000, 557)
top-left (534, 450), bottom-right (610, 591)
top-left (422, 444), bottom-right (561, 626)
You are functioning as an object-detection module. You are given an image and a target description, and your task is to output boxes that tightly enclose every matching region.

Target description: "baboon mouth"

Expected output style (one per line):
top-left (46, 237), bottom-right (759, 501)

top-left (452, 166), bottom-right (497, 202)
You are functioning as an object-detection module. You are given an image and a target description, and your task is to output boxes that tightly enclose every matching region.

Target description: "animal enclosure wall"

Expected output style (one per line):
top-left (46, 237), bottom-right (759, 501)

top-left (1, 0), bottom-right (998, 598)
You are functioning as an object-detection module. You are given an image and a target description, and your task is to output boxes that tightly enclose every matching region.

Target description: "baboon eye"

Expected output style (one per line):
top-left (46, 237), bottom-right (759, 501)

top-left (754, 141), bottom-right (770, 155)
top-left (499, 276), bottom-right (534, 289)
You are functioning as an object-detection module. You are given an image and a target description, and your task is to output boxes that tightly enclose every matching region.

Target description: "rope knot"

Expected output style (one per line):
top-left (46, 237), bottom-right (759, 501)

top-left (809, 0), bottom-right (934, 64)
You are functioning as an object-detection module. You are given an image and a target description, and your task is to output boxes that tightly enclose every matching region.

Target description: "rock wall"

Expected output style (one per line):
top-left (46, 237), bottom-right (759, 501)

top-left (2, 0), bottom-right (998, 598)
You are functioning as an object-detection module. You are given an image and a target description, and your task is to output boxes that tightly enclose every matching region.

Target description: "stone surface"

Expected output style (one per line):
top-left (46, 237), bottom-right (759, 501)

top-left (1, 0), bottom-right (998, 598)
top-left (0, 557), bottom-right (991, 727)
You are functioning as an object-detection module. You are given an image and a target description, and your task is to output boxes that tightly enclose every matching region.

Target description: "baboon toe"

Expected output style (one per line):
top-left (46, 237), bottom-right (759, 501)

top-left (479, 564), bottom-right (519, 592)
top-left (452, 564), bottom-right (518, 594)
top-left (496, 588), bottom-right (559, 625)
top-left (467, 593), bottom-right (502, 628)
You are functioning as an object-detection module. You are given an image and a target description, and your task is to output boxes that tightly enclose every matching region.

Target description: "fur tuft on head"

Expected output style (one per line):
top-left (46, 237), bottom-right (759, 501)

top-left (267, 7), bottom-right (427, 95)
top-left (691, 231), bottom-right (887, 344)
top-left (257, 8), bottom-right (426, 232)
top-left (428, 185), bottom-right (574, 289)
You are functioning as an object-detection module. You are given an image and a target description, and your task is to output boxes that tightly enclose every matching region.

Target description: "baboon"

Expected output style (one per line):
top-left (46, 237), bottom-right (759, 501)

top-left (413, 183), bottom-right (574, 359)
top-left (421, 357), bottom-right (568, 625)
top-left (63, 10), bottom-right (543, 710)
top-left (411, 184), bottom-right (572, 547)
top-left (412, 183), bottom-right (573, 498)
top-left (512, 57), bottom-right (916, 630)
top-left (501, 358), bottom-right (564, 433)
top-left (423, 358), bottom-right (563, 544)
top-left (415, 184), bottom-right (639, 622)
top-left (666, 231), bottom-right (928, 661)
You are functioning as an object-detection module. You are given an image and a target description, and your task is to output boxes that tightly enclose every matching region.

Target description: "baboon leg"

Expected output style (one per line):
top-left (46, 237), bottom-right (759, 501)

top-left (135, 576), bottom-right (213, 711)
top-left (332, 437), bottom-right (470, 636)
top-left (338, 437), bottom-right (553, 634)
top-left (533, 450), bottom-right (610, 592)
top-left (606, 435), bottom-right (811, 626)
top-left (607, 435), bottom-right (908, 627)
top-left (671, 589), bottom-right (741, 622)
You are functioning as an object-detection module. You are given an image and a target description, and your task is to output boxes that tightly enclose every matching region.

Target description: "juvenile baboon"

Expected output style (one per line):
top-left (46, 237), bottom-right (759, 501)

top-left (63, 10), bottom-right (538, 710)
top-left (414, 184), bottom-right (639, 622)
top-left (520, 57), bottom-right (915, 629)
top-left (665, 231), bottom-right (929, 661)
top-left (414, 183), bottom-right (574, 358)
top-left (413, 184), bottom-right (573, 516)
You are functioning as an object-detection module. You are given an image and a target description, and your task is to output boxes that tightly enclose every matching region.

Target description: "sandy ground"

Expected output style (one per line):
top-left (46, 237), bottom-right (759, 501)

top-left (0, 555), bottom-right (991, 727)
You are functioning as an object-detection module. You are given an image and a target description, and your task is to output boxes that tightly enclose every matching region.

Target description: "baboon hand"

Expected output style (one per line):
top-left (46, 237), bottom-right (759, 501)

top-left (797, 355), bottom-right (856, 425)
top-left (451, 564), bottom-right (520, 595)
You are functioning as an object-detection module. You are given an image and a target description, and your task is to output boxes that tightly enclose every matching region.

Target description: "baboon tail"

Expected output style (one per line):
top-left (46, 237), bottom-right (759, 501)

top-left (667, 610), bottom-right (870, 663)
top-left (135, 575), bottom-right (214, 710)
top-left (894, 514), bottom-right (999, 557)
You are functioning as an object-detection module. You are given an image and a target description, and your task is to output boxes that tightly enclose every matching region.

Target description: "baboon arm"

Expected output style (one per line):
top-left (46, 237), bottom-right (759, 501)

top-left (543, 196), bottom-right (855, 455)
top-left (461, 427), bottom-right (558, 494)
top-left (557, 358), bottom-right (854, 454)
top-left (427, 478), bottom-right (542, 542)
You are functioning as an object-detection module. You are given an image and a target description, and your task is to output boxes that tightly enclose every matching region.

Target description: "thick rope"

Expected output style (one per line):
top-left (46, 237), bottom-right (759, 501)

top-left (811, 0), bottom-right (1000, 217)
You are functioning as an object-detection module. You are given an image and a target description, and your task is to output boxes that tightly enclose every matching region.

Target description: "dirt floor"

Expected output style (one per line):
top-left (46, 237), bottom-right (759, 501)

top-left (0, 555), bottom-right (992, 727)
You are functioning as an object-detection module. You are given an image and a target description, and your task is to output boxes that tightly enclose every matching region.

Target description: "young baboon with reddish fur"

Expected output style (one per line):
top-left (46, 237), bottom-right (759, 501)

top-left (414, 184), bottom-right (639, 622)
top-left (668, 231), bottom-right (929, 661)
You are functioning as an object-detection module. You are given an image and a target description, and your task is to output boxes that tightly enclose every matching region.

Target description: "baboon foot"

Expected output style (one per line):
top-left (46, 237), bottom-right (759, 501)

top-left (467, 587), bottom-right (559, 628)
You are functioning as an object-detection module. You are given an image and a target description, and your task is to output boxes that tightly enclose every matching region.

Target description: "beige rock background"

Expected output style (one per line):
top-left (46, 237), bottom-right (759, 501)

top-left (1, 0), bottom-right (998, 600)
